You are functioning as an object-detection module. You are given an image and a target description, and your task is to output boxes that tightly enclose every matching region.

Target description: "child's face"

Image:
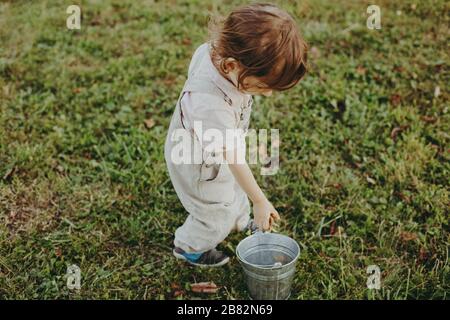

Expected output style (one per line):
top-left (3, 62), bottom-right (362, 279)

top-left (221, 58), bottom-right (273, 97)
top-left (240, 76), bottom-right (273, 97)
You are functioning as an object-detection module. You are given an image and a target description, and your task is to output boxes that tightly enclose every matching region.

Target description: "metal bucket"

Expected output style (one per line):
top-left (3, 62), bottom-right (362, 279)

top-left (236, 232), bottom-right (300, 300)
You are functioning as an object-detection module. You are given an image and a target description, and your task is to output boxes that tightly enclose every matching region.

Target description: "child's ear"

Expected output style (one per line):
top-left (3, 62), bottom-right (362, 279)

top-left (222, 58), bottom-right (240, 74)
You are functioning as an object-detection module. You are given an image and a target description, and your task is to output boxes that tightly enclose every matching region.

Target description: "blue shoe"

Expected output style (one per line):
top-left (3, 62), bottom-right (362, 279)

top-left (173, 247), bottom-right (229, 267)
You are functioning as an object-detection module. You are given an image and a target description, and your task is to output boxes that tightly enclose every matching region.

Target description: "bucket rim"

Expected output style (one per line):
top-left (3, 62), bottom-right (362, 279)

top-left (236, 232), bottom-right (300, 270)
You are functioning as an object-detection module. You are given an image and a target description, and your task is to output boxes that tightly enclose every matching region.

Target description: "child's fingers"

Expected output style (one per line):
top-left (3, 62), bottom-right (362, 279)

top-left (263, 218), bottom-right (270, 231)
top-left (271, 210), bottom-right (280, 221)
top-left (254, 218), bottom-right (263, 232)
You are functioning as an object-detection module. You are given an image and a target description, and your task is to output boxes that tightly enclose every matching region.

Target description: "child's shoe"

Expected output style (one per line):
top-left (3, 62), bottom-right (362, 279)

top-left (173, 247), bottom-right (229, 267)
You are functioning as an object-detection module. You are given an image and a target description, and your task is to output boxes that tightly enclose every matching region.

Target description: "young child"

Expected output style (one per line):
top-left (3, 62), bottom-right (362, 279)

top-left (164, 3), bottom-right (308, 267)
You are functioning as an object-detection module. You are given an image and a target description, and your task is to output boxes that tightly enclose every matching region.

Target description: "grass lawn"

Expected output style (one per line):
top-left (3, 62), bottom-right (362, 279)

top-left (0, 0), bottom-right (448, 299)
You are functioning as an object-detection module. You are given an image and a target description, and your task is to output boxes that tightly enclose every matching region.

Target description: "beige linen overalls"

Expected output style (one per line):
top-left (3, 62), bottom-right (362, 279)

top-left (164, 43), bottom-right (253, 253)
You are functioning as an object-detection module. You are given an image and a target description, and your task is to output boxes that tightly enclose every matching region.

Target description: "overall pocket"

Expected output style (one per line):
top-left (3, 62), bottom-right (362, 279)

top-left (198, 161), bottom-right (235, 205)
top-left (199, 162), bottom-right (221, 181)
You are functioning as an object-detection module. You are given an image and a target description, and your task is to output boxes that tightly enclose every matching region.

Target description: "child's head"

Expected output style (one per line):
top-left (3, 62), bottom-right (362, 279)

top-left (209, 3), bottom-right (308, 96)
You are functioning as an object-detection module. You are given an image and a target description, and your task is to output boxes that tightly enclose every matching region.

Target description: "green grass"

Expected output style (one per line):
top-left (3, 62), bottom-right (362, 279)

top-left (0, 0), bottom-right (448, 299)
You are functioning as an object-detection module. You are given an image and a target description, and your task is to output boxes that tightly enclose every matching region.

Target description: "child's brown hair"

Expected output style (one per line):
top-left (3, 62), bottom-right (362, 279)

top-left (209, 3), bottom-right (308, 91)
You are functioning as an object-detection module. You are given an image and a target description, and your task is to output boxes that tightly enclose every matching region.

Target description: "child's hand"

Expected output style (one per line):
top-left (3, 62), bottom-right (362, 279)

top-left (252, 199), bottom-right (280, 232)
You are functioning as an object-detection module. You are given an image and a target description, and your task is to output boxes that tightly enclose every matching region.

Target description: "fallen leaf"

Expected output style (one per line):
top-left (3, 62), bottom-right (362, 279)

top-left (190, 282), bottom-right (220, 294)
top-left (418, 247), bottom-right (428, 262)
top-left (144, 118), bottom-right (155, 129)
top-left (421, 116), bottom-right (437, 124)
top-left (399, 231), bottom-right (418, 242)
top-left (393, 66), bottom-right (405, 73)
top-left (182, 38), bottom-right (192, 46)
top-left (329, 220), bottom-right (336, 236)
top-left (330, 183), bottom-right (342, 190)
top-left (162, 76), bottom-right (177, 86)
top-left (170, 283), bottom-right (185, 297)
top-left (390, 125), bottom-right (409, 141)
top-left (356, 65), bottom-right (366, 75)
top-left (396, 192), bottom-right (411, 204)
top-left (171, 283), bottom-right (181, 290)
top-left (389, 94), bottom-right (402, 106)
top-left (55, 247), bottom-right (62, 257)
top-left (90, 15), bottom-right (101, 26)
top-left (173, 290), bottom-right (184, 298)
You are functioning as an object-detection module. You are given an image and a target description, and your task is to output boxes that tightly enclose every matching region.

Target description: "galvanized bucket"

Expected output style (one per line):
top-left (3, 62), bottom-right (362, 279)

top-left (236, 232), bottom-right (300, 300)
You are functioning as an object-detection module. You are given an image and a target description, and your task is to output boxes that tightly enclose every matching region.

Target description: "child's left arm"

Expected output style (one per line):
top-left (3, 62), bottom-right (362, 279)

top-left (224, 149), bottom-right (280, 231)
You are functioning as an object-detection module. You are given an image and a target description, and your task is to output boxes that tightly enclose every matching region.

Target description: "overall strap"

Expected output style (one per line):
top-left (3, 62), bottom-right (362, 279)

top-left (182, 76), bottom-right (233, 106)
top-left (177, 75), bottom-right (233, 129)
